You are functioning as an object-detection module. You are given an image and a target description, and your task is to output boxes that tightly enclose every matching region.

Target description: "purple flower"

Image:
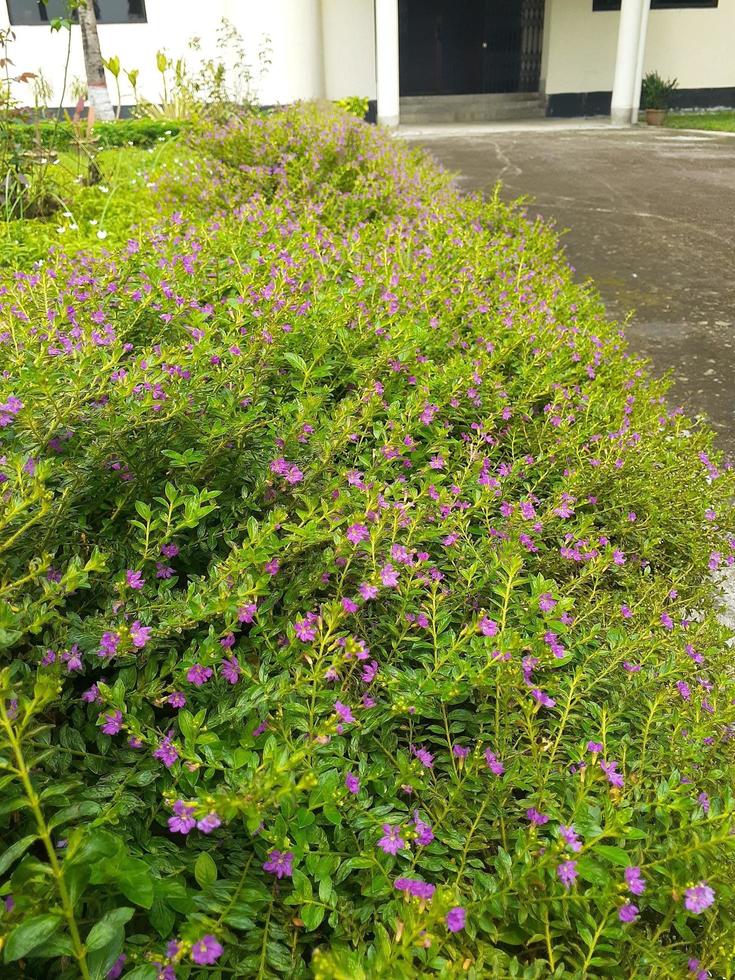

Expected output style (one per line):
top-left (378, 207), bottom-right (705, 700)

top-left (446, 906), bottom-right (466, 932)
top-left (411, 745), bottom-right (434, 769)
top-left (99, 631), bottom-right (121, 659)
top-left (101, 710), bottom-right (123, 735)
top-left (394, 877), bottom-right (435, 900)
top-left (190, 935), bottom-right (223, 965)
top-left (556, 860), bottom-right (578, 889)
top-left (187, 664), bottom-right (213, 686)
top-left (129, 621), bottom-right (151, 649)
top-left (263, 849), bottom-right (294, 878)
top-left (346, 523), bottom-right (369, 544)
top-left (600, 758), bottom-right (624, 789)
top-left (618, 903), bottom-right (639, 923)
top-left (161, 543), bottom-right (179, 558)
top-left (335, 701), bottom-right (355, 724)
top-left (265, 558), bottom-right (280, 575)
top-left (359, 582), bottom-right (379, 600)
top-left (238, 602), bottom-right (257, 623)
top-left (676, 680), bottom-right (691, 701)
top-left (538, 593), bottom-right (557, 613)
top-left (380, 564), bottom-right (399, 587)
top-left (294, 618), bottom-right (317, 642)
top-left (167, 691), bottom-right (186, 709)
top-left (126, 569), bottom-right (144, 590)
top-left (106, 954), bottom-right (127, 979)
top-left (156, 562), bottom-right (174, 579)
top-left (221, 656), bottom-right (241, 684)
top-left (345, 772), bottom-right (360, 794)
top-left (153, 733), bottom-right (178, 768)
top-left (684, 883), bottom-right (715, 914)
top-left (530, 688), bottom-right (556, 708)
top-left (484, 748), bottom-right (505, 776)
top-left (453, 744), bottom-right (470, 759)
top-left (559, 824), bottom-right (582, 852)
top-left (378, 824), bottom-right (406, 855)
top-left (661, 612), bottom-right (674, 630)
top-left (196, 812), bottom-right (222, 834)
top-left (587, 741), bottom-right (603, 754)
top-left (412, 811), bottom-right (434, 846)
top-left (526, 807), bottom-right (549, 826)
top-left (478, 616), bottom-right (498, 637)
top-left (168, 800), bottom-right (197, 834)
top-left (625, 866), bottom-right (646, 896)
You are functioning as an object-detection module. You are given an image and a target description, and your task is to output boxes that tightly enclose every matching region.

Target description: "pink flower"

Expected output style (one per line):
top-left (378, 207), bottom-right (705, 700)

top-left (380, 564), bottom-right (399, 587)
top-left (684, 883), bottom-right (715, 914)
top-left (153, 733), bottom-right (178, 768)
top-left (168, 800), bottom-right (197, 834)
top-left (167, 691), bottom-right (186, 708)
top-left (295, 618), bottom-right (317, 642)
top-left (196, 812), bottom-right (221, 834)
top-left (359, 582), bottom-right (379, 600)
top-left (538, 593), bottom-right (557, 612)
top-left (345, 772), bottom-right (360, 794)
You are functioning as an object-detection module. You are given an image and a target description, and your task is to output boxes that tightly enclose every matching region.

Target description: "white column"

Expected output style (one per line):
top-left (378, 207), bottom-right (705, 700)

top-left (610, 0), bottom-right (645, 126)
top-left (375, 0), bottom-right (400, 126)
top-left (630, 0), bottom-right (651, 124)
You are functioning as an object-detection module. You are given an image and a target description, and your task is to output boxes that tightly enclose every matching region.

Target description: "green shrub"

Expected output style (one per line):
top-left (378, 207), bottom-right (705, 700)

top-left (0, 104), bottom-right (734, 979)
top-left (4, 119), bottom-right (186, 151)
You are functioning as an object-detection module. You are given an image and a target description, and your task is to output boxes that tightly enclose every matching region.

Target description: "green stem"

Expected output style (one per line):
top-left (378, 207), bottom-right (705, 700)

top-left (0, 701), bottom-right (90, 979)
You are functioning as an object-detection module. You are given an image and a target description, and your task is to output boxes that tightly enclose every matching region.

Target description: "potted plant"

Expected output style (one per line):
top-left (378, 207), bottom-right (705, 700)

top-left (641, 71), bottom-right (678, 126)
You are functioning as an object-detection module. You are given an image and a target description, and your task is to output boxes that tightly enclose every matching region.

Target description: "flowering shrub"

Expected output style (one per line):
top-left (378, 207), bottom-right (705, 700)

top-left (1, 104), bottom-right (734, 978)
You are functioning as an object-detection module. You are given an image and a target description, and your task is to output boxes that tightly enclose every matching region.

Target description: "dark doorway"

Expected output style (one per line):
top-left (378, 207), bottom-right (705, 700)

top-left (398, 0), bottom-right (544, 96)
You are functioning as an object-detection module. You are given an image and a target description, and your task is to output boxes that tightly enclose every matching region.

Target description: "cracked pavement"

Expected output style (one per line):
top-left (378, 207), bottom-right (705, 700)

top-left (401, 124), bottom-right (735, 455)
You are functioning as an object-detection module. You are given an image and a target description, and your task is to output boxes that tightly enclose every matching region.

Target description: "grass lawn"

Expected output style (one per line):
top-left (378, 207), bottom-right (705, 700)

top-left (665, 110), bottom-right (735, 132)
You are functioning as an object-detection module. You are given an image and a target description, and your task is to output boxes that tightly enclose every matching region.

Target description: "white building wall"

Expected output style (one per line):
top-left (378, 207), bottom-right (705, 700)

top-left (544, 0), bottom-right (735, 95)
top-left (322, 0), bottom-right (376, 100)
top-left (1, 0), bottom-right (335, 109)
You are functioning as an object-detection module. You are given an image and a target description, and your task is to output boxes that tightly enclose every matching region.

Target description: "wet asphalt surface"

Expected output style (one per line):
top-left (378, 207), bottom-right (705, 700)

top-left (401, 125), bottom-right (735, 455)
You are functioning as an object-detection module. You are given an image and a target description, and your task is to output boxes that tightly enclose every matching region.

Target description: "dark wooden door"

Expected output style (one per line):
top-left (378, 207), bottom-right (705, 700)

top-left (398, 0), bottom-right (544, 97)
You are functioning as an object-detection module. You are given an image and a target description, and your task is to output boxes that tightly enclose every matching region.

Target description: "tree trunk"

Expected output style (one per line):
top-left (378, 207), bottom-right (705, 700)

top-left (79, 1), bottom-right (114, 120)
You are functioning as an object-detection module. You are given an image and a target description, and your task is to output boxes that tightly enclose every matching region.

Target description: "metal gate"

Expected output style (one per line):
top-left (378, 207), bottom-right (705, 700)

top-left (519, 0), bottom-right (545, 92)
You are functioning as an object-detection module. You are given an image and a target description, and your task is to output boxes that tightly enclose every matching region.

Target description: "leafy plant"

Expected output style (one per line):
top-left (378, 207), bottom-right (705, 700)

top-left (0, 104), bottom-right (734, 978)
top-left (641, 71), bottom-right (678, 111)
top-left (335, 95), bottom-right (369, 119)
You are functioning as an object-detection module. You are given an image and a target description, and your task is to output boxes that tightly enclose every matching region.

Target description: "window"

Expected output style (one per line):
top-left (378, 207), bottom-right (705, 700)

top-left (7, 0), bottom-right (147, 24)
top-left (594, 0), bottom-right (717, 9)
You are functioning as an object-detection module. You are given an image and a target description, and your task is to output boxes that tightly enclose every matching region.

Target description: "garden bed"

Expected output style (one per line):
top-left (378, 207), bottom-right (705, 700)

top-left (1, 105), bottom-right (734, 978)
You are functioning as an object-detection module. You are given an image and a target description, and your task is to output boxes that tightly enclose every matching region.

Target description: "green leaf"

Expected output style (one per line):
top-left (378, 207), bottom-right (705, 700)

top-left (0, 835), bottom-right (37, 875)
top-left (194, 852), bottom-right (218, 888)
top-left (86, 907), bottom-right (134, 950)
top-left (4, 914), bottom-right (63, 962)
top-left (301, 903), bottom-right (326, 931)
top-left (595, 844), bottom-right (630, 867)
top-left (118, 968), bottom-right (158, 980)
top-left (115, 857), bottom-right (154, 908)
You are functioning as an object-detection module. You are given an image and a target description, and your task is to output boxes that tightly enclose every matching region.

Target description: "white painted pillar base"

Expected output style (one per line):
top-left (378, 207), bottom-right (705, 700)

top-left (610, 0), bottom-right (645, 126)
top-left (375, 0), bottom-right (400, 126)
top-left (631, 0), bottom-right (651, 123)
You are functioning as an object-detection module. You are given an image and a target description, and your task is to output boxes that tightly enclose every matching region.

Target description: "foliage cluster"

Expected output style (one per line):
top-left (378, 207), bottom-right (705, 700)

top-left (1, 104), bottom-right (734, 979)
top-left (666, 110), bottom-right (735, 132)
top-left (3, 120), bottom-right (186, 151)
top-left (641, 72), bottom-right (679, 111)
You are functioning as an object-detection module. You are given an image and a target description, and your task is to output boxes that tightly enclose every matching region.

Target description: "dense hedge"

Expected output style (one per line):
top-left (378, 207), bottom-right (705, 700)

top-left (1, 105), bottom-right (734, 979)
top-left (4, 118), bottom-right (186, 150)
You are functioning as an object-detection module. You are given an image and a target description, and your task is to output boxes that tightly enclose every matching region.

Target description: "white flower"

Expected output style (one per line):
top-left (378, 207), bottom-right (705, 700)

top-left (98, 185), bottom-right (109, 194)
top-left (56, 227), bottom-right (66, 234)
top-left (89, 219), bottom-right (98, 225)
top-left (96, 230), bottom-right (108, 240)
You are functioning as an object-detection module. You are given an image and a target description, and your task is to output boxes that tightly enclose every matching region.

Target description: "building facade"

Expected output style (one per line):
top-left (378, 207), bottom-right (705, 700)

top-left (2, 0), bottom-right (734, 122)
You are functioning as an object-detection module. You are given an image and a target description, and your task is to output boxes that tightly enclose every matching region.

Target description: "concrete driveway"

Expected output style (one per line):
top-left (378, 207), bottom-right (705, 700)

top-left (401, 122), bottom-right (735, 454)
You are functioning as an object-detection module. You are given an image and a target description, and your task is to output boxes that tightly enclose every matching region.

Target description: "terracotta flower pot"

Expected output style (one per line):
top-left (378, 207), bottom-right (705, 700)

top-left (645, 108), bottom-right (666, 127)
